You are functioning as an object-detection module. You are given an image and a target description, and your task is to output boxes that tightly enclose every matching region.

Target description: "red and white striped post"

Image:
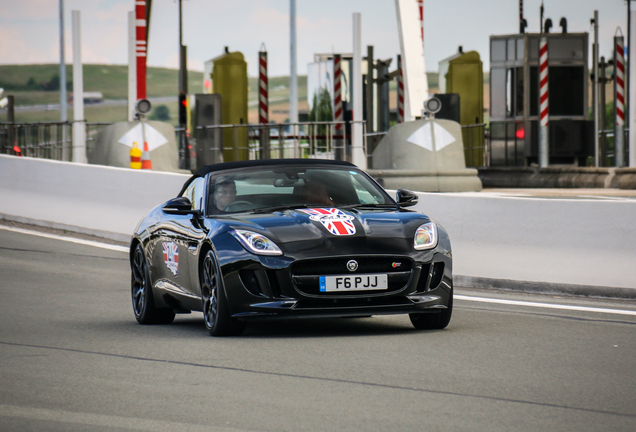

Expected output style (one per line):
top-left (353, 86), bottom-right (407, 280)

top-left (258, 48), bottom-right (269, 158)
top-left (397, 54), bottom-right (404, 123)
top-left (418, 0), bottom-right (424, 49)
top-left (135, 0), bottom-right (147, 101)
top-left (539, 37), bottom-right (549, 168)
top-left (333, 54), bottom-right (344, 158)
top-left (333, 54), bottom-right (343, 135)
top-left (614, 35), bottom-right (625, 167)
top-left (258, 50), bottom-right (268, 125)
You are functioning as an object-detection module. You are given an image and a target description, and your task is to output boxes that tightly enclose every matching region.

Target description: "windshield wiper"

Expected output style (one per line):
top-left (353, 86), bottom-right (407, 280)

top-left (252, 204), bottom-right (310, 214)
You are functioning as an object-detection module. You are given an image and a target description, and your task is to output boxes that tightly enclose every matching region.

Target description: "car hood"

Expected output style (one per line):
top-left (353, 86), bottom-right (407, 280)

top-left (212, 207), bottom-right (432, 256)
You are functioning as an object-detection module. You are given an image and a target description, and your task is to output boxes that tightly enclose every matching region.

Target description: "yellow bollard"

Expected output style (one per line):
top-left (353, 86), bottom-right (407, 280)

top-left (130, 142), bottom-right (142, 169)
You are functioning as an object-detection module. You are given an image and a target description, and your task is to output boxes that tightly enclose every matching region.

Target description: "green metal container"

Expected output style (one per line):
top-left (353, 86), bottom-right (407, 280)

top-left (212, 51), bottom-right (248, 161)
top-left (442, 51), bottom-right (484, 167)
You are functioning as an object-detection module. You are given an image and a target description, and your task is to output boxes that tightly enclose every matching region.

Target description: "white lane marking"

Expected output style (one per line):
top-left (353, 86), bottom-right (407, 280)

top-left (0, 225), bottom-right (128, 253)
top-left (0, 404), bottom-right (242, 432)
top-left (456, 294), bottom-right (636, 316)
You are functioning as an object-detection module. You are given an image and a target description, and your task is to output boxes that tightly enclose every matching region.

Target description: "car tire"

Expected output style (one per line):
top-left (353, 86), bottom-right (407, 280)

top-left (200, 250), bottom-right (246, 336)
top-left (131, 244), bottom-right (176, 325)
top-left (409, 293), bottom-right (453, 330)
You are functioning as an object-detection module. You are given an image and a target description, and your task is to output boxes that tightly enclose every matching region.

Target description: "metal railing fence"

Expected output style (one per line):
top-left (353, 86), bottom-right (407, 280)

top-left (599, 128), bottom-right (630, 167)
top-left (0, 121), bottom-right (112, 161)
top-left (184, 120), bottom-right (367, 169)
top-left (2, 119), bottom-right (496, 169)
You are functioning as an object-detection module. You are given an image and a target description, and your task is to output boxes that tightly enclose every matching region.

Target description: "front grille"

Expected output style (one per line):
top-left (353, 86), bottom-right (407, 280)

top-left (290, 256), bottom-right (414, 296)
top-left (291, 257), bottom-right (412, 275)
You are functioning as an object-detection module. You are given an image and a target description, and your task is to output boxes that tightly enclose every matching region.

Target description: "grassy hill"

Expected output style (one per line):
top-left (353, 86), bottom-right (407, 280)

top-left (0, 64), bottom-right (454, 124)
top-left (0, 64), bottom-right (205, 105)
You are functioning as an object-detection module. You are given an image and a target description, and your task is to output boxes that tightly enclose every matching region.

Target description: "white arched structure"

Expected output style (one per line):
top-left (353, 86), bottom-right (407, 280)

top-left (394, 0), bottom-right (429, 121)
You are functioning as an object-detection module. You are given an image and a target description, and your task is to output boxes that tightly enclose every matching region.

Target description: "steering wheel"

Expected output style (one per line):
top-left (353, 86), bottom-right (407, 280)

top-left (224, 201), bottom-right (253, 212)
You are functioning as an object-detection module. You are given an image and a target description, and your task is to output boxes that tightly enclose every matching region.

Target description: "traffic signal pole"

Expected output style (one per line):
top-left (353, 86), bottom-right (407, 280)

top-left (178, 0), bottom-right (190, 170)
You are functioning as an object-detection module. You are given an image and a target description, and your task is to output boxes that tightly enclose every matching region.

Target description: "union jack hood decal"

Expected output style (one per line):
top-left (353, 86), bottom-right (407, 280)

top-left (299, 208), bottom-right (356, 236)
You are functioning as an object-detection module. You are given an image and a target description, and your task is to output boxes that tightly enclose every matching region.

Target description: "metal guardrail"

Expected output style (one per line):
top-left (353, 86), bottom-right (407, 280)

top-left (0, 121), bottom-right (112, 161)
top-left (184, 120), bottom-right (368, 169)
top-left (2, 119), bottom-right (494, 169)
top-left (599, 127), bottom-right (630, 167)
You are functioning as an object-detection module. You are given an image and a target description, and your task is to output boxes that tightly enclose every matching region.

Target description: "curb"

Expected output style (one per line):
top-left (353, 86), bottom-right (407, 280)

top-left (454, 275), bottom-right (636, 300)
top-left (0, 214), bottom-right (132, 245)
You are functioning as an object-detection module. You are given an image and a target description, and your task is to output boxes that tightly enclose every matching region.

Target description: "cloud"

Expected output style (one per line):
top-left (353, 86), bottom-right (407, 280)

top-left (0, 0), bottom-right (55, 21)
top-left (0, 26), bottom-right (55, 63)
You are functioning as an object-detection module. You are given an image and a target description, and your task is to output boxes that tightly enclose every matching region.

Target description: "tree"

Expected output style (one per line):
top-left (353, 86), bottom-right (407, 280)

top-left (149, 104), bottom-right (170, 121)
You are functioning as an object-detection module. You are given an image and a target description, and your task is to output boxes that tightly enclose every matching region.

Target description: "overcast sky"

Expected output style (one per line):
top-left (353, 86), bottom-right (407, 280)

top-left (0, 0), bottom-right (630, 77)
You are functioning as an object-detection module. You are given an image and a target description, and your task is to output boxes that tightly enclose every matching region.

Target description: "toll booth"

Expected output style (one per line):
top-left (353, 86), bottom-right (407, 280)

top-left (489, 33), bottom-right (593, 166)
top-left (209, 50), bottom-right (248, 162)
top-left (438, 50), bottom-right (484, 166)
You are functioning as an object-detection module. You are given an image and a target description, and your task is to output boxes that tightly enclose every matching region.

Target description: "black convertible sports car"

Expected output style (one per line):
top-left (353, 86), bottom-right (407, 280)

top-left (130, 159), bottom-right (453, 336)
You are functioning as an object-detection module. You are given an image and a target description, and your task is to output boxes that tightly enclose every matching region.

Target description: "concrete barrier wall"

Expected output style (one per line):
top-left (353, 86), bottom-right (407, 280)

top-left (0, 155), bottom-right (189, 242)
top-left (1, 154), bottom-right (634, 291)
top-left (412, 193), bottom-right (636, 290)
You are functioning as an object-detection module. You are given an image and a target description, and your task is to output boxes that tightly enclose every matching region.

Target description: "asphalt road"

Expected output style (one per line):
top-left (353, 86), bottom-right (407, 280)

top-left (1, 227), bottom-right (635, 431)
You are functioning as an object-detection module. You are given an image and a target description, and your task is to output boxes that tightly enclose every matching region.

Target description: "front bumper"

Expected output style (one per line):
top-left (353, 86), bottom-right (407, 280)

top-left (221, 251), bottom-right (453, 320)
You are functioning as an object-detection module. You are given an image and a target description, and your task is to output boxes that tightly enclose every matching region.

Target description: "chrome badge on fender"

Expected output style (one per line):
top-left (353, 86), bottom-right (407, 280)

top-left (162, 242), bottom-right (179, 275)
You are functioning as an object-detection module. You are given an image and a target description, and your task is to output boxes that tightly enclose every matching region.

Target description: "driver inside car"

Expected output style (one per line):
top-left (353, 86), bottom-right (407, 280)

top-left (213, 176), bottom-right (237, 212)
top-left (300, 179), bottom-right (334, 206)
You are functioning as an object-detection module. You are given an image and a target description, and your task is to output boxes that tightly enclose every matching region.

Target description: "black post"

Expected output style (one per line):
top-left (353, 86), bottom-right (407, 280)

top-left (7, 95), bottom-right (16, 155)
top-left (599, 56), bottom-right (607, 164)
top-left (177, 0), bottom-right (190, 170)
top-left (366, 46), bottom-right (374, 134)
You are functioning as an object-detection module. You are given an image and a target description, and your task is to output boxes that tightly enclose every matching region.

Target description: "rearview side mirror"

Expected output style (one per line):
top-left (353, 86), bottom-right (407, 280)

top-left (396, 189), bottom-right (418, 207)
top-left (163, 197), bottom-right (195, 215)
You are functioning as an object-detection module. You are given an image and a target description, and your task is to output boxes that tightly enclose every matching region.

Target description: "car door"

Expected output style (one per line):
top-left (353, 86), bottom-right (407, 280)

top-left (153, 200), bottom-right (193, 296)
top-left (182, 176), bottom-right (208, 298)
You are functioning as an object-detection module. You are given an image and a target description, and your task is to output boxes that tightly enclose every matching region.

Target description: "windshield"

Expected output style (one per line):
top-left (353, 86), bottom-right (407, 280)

top-left (206, 165), bottom-right (393, 215)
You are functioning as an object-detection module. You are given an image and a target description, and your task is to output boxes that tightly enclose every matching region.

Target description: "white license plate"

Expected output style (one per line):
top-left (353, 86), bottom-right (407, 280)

top-left (319, 274), bottom-right (388, 292)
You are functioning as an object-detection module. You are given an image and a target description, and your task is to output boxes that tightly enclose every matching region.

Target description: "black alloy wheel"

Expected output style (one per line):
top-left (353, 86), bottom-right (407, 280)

top-left (131, 244), bottom-right (175, 325)
top-left (200, 250), bottom-right (245, 336)
top-left (409, 293), bottom-right (453, 330)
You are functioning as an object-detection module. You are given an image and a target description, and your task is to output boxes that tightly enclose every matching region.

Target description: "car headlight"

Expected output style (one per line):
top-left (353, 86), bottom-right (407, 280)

top-left (414, 222), bottom-right (438, 250)
top-left (231, 229), bottom-right (283, 256)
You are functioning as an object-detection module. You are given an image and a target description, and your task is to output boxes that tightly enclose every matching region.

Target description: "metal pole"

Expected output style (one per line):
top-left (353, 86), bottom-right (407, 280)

top-left (352, 12), bottom-right (366, 169)
top-left (599, 56), bottom-right (607, 165)
top-left (59, 0), bottom-right (67, 122)
top-left (593, 10), bottom-right (599, 167)
top-left (627, 10), bottom-right (636, 168)
top-left (614, 35), bottom-right (625, 167)
top-left (135, 0), bottom-right (147, 101)
top-left (397, 54), bottom-right (404, 123)
top-left (539, 36), bottom-right (549, 167)
top-left (72, 10), bottom-right (86, 164)
top-left (365, 46), bottom-right (374, 134)
top-left (178, 0), bottom-right (190, 169)
top-left (258, 48), bottom-right (269, 159)
top-left (289, 0), bottom-right (298, 124)
top-left (127, 11), bottom-right (136, 121)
